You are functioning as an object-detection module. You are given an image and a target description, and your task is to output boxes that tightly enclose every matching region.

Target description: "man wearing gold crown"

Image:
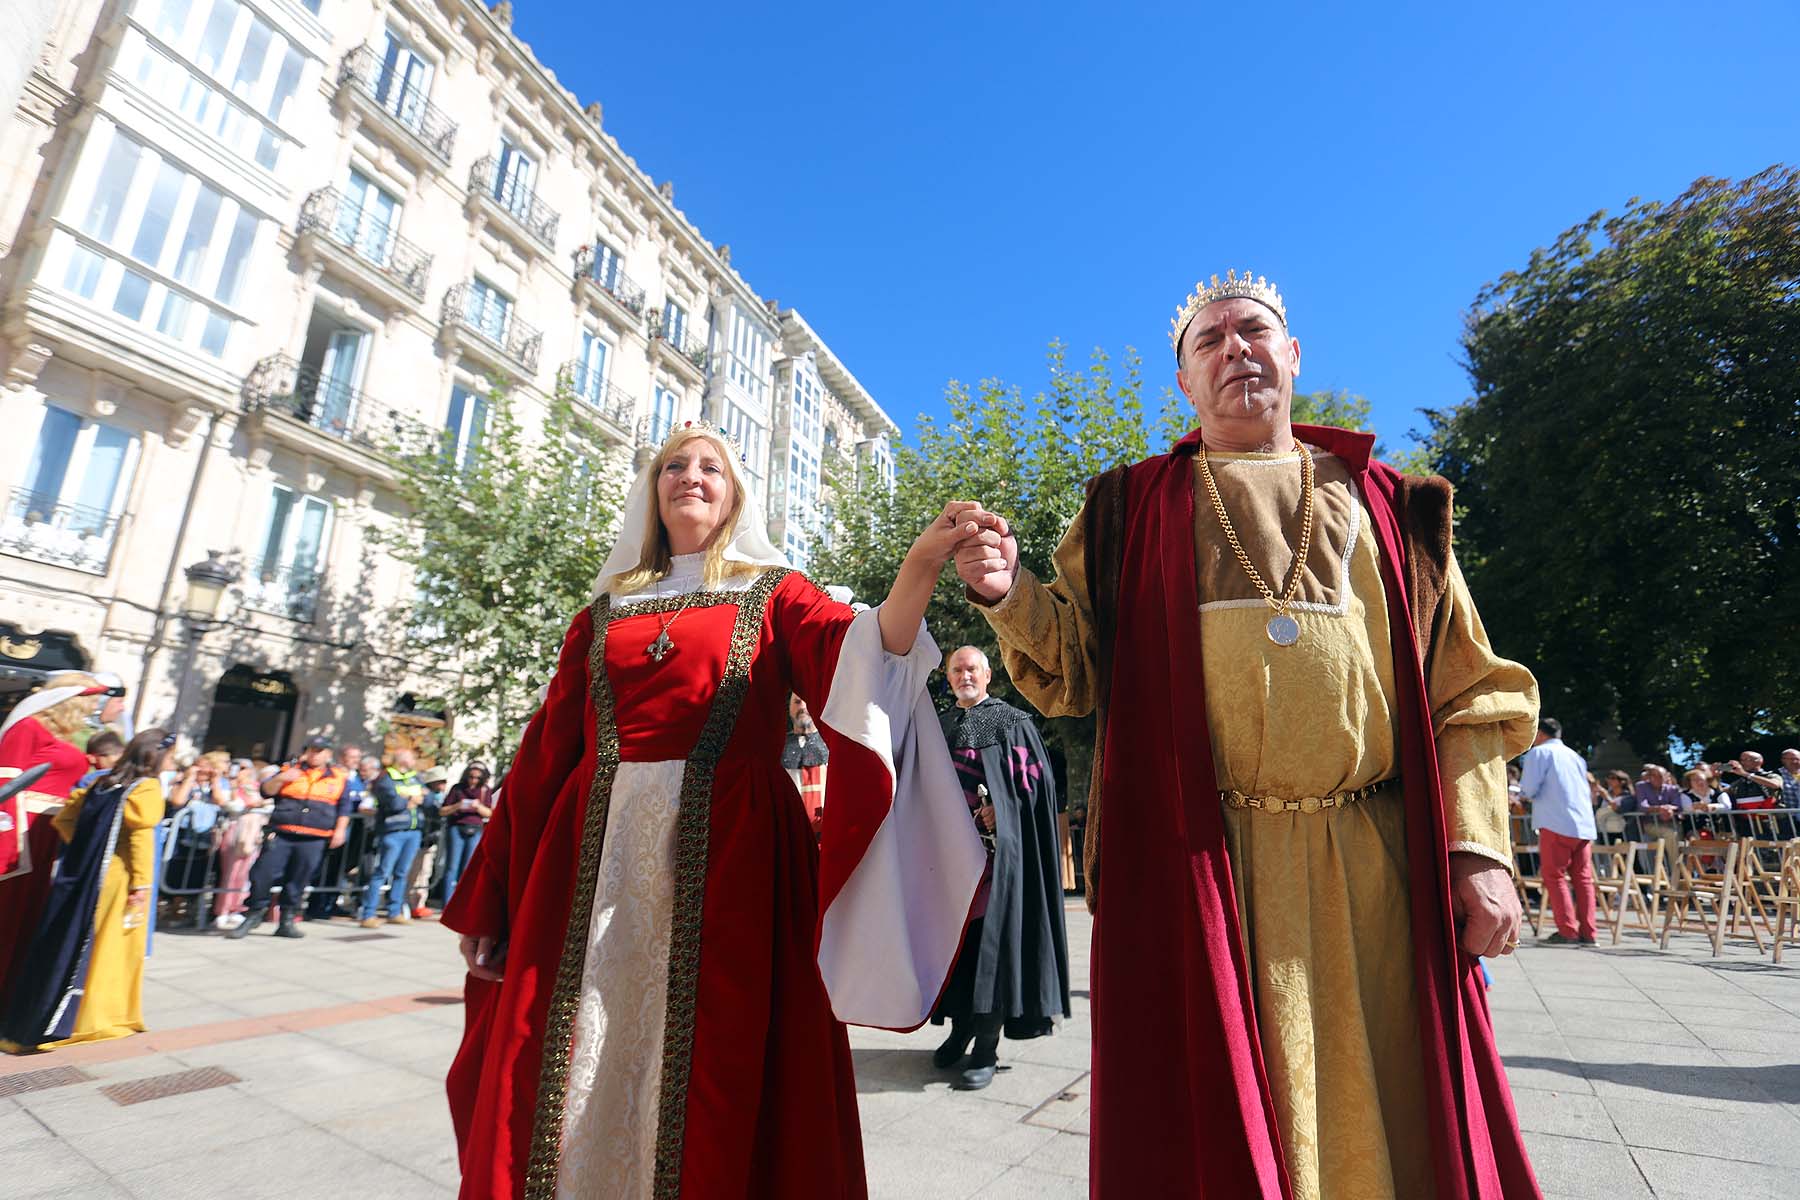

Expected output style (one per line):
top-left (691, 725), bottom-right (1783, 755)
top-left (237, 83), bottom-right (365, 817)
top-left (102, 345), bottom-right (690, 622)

top-left (950, 272), bottom-right (1543, 1198)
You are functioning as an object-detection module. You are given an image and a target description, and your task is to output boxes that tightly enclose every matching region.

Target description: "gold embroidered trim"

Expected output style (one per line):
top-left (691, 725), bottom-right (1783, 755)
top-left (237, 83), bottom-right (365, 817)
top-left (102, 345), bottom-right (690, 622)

top-left (605, 586), bottom-right (760, 623)
top-left (522, 606), bottom-right (624, 1200)
top-left (518, 569), bottom-right (791, 1199)
top-left (651, 567), bottom-right (788, 1199)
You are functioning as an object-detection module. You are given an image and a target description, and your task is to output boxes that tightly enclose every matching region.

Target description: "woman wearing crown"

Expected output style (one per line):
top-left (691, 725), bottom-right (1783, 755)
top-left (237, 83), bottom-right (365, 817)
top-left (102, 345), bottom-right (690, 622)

top-left (441, 421), bottom-right (988, 1199)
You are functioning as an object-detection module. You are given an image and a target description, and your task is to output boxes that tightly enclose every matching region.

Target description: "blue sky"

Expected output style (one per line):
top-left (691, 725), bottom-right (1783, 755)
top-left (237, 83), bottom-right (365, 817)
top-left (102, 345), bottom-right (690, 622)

top-left (516, 1), bottom-right (1797, 454)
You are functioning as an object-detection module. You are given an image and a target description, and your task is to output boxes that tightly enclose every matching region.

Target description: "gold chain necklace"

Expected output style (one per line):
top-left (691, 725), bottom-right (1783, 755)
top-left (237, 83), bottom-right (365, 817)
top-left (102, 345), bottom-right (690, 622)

top-left (1197, 443), bottom-right (1317, 646)
top-left (645, 579), bottom-right (700, 664)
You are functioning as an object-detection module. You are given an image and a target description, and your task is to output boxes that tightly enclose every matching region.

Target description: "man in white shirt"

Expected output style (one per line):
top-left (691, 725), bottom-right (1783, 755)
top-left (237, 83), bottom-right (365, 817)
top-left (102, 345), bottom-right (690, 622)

top-left (1518, 717), bottom-right (1597, 945)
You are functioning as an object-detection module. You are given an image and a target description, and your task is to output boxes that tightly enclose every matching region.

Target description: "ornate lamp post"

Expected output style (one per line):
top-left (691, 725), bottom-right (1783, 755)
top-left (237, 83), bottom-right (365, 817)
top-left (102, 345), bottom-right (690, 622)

top-left (171, 551), bottom-right (240, 737)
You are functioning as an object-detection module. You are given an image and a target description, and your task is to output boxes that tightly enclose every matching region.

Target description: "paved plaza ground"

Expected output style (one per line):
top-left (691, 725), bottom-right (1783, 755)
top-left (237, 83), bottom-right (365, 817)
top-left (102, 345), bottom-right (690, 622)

top-left (1, 902), bottom-right (1796, 1199)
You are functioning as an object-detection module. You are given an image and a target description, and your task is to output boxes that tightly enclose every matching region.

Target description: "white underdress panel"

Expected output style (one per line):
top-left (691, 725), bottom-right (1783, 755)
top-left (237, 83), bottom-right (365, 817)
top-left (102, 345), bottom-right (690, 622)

top-left (557, 758), bottom-right (685, 1199)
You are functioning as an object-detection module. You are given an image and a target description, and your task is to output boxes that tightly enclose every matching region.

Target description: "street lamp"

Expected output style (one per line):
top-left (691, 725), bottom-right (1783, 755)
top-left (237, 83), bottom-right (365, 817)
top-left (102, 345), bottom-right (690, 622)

top-left (171, 551), bottom-right (240, 743)
top-left (182, 550), bottom-right (239, 627)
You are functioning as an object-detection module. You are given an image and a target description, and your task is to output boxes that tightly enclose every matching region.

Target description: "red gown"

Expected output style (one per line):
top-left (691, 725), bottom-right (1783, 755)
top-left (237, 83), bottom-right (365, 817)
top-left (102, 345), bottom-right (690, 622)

top-left (0, 717), bottom-right (92, 999)
top-left (443, 569), bottom-right (981, 1199)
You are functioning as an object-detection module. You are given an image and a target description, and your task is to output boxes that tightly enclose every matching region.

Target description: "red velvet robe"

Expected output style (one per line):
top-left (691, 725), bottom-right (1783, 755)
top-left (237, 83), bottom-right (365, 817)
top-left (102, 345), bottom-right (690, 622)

top-left (0, 717), bottom-right (91, 999)
top-left (1089, 425), bottom-right (1540, 1198)
top-left (444, 570), bottom-right (935, 1199)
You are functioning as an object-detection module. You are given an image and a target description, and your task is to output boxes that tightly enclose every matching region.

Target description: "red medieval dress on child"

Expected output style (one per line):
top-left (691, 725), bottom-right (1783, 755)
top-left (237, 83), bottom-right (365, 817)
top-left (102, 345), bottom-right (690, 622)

top-left (443, 473), bottom-right (986, 1200)
top-left (0, 692), bottom-right (98, 1000)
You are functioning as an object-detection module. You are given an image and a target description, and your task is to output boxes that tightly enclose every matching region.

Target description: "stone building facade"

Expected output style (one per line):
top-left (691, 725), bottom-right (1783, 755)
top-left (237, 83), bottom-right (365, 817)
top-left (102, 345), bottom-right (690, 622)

top-left (0, 0), bottom-right (892, 756)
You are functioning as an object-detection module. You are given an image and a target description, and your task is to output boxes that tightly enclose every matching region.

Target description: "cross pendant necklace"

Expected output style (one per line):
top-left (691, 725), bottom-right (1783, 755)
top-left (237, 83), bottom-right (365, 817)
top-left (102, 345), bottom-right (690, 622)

top-left (645, 591), bottom-right (697, 664)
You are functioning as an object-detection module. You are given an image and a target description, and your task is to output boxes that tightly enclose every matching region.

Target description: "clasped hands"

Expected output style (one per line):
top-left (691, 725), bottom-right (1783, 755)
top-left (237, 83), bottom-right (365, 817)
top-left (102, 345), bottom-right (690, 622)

top-left (912, 501), bottom-right (1019, 603)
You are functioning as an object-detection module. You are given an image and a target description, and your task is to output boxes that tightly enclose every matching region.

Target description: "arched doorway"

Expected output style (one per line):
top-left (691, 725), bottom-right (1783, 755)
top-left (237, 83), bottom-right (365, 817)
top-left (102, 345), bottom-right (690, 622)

top-left (202, 665), bottom-right (299, 762)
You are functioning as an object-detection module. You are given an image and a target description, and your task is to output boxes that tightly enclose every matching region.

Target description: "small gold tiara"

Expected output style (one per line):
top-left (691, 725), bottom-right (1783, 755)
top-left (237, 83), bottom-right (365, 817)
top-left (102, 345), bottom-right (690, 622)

top-left (1169, 270), bottom-right (1288, 351)
top-left (664, 418), bottom-right (746, 463)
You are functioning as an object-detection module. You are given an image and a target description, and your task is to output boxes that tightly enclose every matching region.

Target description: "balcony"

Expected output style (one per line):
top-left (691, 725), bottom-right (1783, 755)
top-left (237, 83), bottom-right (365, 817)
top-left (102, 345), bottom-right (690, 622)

top-left (571, 246), bottom-right (647, 328)
top-left (439, 283), bottom-right (542, 378)
top-left (468, 157), bottom-right (559, 255)
top-left (0, 488), bottom-right (119, 575)
top-left (646, 310), bottom-right (709, 384)
top-left (239, 558), bottom-right (322, 623)
top-left (335, 46), bottom-right (457, 169)
top-left (558, 360), bottom-right (635, 442)
top-left (241, 355), bottom-right (432, 461)
top-left (295, 188), bottom-right (433, 310)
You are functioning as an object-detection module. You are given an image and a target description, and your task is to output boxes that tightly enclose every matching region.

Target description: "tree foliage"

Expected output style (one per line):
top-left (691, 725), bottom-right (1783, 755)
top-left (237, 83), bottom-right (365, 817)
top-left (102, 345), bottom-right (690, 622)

top-left (1420, 167), bottom-right (1800, 755)
top-left (377, 387), bottom-right (630, 766)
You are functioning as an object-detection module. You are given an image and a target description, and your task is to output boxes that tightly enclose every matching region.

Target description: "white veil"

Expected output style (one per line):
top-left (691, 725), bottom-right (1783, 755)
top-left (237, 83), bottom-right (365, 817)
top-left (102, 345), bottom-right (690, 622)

top-left (592, 425), bottom-right (790, 600)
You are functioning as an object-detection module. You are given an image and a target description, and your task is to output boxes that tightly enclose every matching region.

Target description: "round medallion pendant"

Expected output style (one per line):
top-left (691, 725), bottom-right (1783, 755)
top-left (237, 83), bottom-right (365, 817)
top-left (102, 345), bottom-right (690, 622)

top-left (1266, 614), bottom-right (1301, 646)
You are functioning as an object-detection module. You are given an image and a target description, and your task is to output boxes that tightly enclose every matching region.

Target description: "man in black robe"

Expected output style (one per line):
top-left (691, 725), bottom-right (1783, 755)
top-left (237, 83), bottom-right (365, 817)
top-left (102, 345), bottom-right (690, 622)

top-left (932, 645), bottom-right (1072, 1090)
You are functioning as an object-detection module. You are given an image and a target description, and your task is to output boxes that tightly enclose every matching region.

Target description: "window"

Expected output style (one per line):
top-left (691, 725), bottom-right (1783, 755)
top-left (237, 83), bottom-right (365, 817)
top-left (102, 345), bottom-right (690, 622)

top-left (12, 405), bottom-right (138, 546)
top-left (720, 400), bottom-right (766, 494)
top-left (587, 239), bottom-right (622, 289)
top-left (376, 28), bottom-right (433, 131)
top-left (446, 383), bottom-right (489, 469)
top-left (728, 307), bottom-right (771, 403)
top-left (650, 386), bottom-right (678, 444)
top-left (315, 327), bottom-right (368, 433)
top-left (493, 139), bottom-right (534, 218)
top-left (249, 484), bottom-right (331, 620)
top-left (55, 121), bottom-right (265, 357)
top-left (464, 278), bottom-right (512, 344)
top-left (662, 299), bottom-right (687, 347)
top-left (575, 331), bottom-right (608, 405)
top-left (334, 169), bottom-right (400, 265)
top-left (118, 7), bottom-right (306, 171)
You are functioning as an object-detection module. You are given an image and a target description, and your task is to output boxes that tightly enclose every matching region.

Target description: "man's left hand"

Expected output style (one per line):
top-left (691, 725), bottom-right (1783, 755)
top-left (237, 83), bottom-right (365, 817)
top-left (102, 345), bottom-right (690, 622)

top-left (1449, 852), bottom-right (1520, 957)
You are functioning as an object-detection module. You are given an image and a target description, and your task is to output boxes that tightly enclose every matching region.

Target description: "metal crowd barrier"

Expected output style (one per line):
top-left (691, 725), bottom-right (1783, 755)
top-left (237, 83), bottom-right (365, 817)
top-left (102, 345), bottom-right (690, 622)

top-left (154, 807), bottom-right (466, 933)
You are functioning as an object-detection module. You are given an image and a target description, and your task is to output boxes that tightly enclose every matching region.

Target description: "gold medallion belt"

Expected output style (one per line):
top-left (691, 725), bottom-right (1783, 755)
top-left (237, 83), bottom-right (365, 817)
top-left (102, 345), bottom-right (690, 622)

top-left (1221, 776), bottom-right (1401, 814)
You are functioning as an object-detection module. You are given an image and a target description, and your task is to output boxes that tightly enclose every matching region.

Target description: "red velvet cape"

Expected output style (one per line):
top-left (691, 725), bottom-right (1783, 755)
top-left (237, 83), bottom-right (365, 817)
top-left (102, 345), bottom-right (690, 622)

top-left (0, 717), bottom-right (90, 999)
top-left (1088, 425), bottom-right (1540, 1198)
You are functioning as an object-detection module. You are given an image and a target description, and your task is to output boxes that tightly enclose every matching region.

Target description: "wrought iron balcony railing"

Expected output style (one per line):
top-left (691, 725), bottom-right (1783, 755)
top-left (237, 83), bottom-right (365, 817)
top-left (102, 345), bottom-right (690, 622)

top-left (470, 157), bottom-right (559, 252)
top-left (241, 355), bottom-right (432, 455)
top-left (558, 360), bottom-right (636, 429)
top-left (646, 310), bottom-right (709, 370)
top-left (337, 46), bottom-right (457, 165)
top-left (0, 488), bottom-right (119, 575)
top-left (239, 557), bottom-right (323, 623)
top-left (297, 188), bottom-right (433, 302)
top-left (571, 246), bottom-right (647, 317)
top-left (440, 283), bottom-right (542, 374)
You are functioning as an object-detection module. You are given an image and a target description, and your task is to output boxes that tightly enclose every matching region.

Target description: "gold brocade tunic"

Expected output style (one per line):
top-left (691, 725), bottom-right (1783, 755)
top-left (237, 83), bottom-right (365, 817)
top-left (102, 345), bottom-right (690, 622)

top-left (979, 447), bottom-right (1538, 1200)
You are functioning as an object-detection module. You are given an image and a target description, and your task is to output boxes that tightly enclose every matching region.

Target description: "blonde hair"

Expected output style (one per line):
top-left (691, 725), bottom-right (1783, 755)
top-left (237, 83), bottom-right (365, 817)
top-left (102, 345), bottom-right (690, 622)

top-left (198, 750), bottom-right (230, 774)
top-left (35, 672), bottom-right (99, 741)
top-left (610, 427), bottom-right (758, 595)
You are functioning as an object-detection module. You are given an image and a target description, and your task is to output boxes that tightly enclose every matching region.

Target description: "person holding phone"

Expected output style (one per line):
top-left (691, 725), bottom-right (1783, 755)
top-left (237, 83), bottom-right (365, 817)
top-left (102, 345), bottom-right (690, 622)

top-left (439, 761), bottom-right (492, 905)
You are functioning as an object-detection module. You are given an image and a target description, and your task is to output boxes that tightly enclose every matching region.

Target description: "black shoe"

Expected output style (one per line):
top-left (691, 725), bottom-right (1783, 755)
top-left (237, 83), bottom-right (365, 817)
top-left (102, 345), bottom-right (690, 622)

top-left (225, 908), bottom-right (266, 940)
top-left (1543, 932), bottom-right (1577, 945)
top-left (274, 914), bottom-right (305, 939)
top-left (1579, 936), bottom-right (1598, 946)
top-left (933, 1023), bottom-right (973, 1069)
top-left (953, 1064), bottom-right (997, 1090)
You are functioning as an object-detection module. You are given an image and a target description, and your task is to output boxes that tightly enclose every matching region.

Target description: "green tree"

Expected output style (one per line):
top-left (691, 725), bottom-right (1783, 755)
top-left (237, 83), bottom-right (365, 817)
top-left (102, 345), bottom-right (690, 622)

top-left (1419, 167), bottom-right (1800, 755)
top-left (377, 385), bottom-right (630, 766)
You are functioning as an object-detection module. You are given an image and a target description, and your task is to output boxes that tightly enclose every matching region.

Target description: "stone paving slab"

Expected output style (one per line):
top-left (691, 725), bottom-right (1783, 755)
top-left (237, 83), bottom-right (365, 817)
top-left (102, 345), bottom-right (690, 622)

top-left (0, 902), bottom-right (1794, 1198)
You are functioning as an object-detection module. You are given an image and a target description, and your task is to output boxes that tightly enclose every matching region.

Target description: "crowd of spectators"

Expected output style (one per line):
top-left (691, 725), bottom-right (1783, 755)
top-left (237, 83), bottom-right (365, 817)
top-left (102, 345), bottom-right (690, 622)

top-left (152, 732), bottom-right (492, 936)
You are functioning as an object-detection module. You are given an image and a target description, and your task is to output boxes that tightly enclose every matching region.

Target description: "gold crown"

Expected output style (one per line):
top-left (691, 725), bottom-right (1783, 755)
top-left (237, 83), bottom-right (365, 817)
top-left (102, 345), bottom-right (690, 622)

top-left (1169, 270), bottom-right (1288, 351)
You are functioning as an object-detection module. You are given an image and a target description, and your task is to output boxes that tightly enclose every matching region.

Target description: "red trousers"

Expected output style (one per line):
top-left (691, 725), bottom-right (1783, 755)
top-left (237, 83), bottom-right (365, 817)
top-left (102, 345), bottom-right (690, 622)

top-left (1539, 827), bottom-right (1596, 940)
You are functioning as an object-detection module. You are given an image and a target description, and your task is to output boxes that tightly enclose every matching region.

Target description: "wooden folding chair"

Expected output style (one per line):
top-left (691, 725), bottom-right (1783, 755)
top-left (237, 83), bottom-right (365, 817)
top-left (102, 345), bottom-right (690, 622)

top-left (1592, 841), bottom-right (1653, 943)
top-left (1771, 841), bottom-right (1800, 965)
top-left (1660, 841), bottom-right (1742, 956)
top-left (1513, 840), bottom-right (1547, 938)
top-left (1731, 839), bottom-right (1785, 948)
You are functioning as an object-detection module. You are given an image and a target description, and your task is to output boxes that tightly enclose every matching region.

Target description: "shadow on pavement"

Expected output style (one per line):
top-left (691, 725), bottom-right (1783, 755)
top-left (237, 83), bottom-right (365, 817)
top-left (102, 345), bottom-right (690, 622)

top-left (1504, 1054), bottom-right (1800, 1104)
